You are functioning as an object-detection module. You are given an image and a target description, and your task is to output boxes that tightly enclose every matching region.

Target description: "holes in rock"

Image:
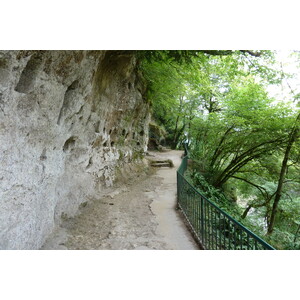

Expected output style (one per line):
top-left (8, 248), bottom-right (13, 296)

top-left (75, 105), bottom-right (84, 119)
top-left (15, 53), bottom-right (44, 93)
top-left (128, 82), bottom-right (131, 90)
top-left (0, 57), bottom-right (8, 68)
top-left (93, 136), bottom-right (103, 148)
top-left (67, 80), bottom-right (79, 91)
top-left (122, 129), bottom-right (126, 136)
top-left (139, 130), bottom-right (144, 136)
top-left (40, 148), bottom-right (47, 161)
top-left (86, 157), bottom-right (93, 169)
top-left (103, 127), bottom-right (106, 133)
top-left (57, 80), bottom-right (79, 125)
top-left (137, 142), bottom-right (140, 146)
top-left (111, 141), bottom-right (115, 147)
top-left (132, 132), bottom-right (135, 139)
top-left (80, 201), bottom-right (88, 208)
top-left (95, 121), bottom-right (100, 133)
top-left (109, 129), bottom-right (112, 134)
top-left (103, 141), bottom-right (107, 147)
top-left (85, 114), bottom-right (91, 126)
top-left (63, 136), bottom-right (76, 152)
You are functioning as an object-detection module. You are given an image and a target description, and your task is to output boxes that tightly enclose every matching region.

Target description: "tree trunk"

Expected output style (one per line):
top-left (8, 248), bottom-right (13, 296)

top-left (267, 115), bottom-right (300, 234)
top-left (172, 95), bottom-right (184, 149)
top-left (294, 224), bottom-right (300, 243)
top-left (242, 205), bottom-right (252, 219)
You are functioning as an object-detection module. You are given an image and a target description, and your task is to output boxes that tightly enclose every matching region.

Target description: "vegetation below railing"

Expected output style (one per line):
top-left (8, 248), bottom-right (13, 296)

top-left (186, 160), bottom-right (300, 250)
top-left (177, 156), bottom-right (275, 250)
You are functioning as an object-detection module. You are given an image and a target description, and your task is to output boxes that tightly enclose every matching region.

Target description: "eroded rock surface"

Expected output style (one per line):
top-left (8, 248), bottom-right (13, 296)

top-left (0, 50), bottom-right (150, 249)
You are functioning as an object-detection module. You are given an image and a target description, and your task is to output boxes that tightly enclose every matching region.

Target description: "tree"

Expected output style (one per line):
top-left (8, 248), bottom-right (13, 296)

top-left (267, 110), bottom-right (300, 234)
top-left (190, 79), bottom-right (293, 187)
top-left (141, 50), bottom-right (283, 150)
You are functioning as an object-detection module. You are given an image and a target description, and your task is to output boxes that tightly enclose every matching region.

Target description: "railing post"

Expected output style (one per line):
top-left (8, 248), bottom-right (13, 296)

top-left (183, 142), bottom-right (188, 157)
top-left (176, 171), bottom-right (180, 210)
top-left (200, 196), bottom-right (204, 244)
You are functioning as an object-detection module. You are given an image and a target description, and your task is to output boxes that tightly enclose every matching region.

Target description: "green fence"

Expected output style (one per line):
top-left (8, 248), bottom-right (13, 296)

top-left (177, 155), bottom-right (275, 250)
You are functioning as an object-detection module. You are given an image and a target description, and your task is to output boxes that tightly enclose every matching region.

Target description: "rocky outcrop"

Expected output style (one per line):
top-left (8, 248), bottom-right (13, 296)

top-left (0, 50), bottom-right (150, 249)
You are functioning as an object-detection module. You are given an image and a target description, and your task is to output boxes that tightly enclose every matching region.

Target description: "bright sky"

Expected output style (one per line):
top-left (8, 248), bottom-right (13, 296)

top-left (266, 50), bottom-right (300, 105)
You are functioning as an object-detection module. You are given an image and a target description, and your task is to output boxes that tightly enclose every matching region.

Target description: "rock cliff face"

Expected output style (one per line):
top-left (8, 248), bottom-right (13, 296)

top-left (0, 50), bottom-right (150, 249)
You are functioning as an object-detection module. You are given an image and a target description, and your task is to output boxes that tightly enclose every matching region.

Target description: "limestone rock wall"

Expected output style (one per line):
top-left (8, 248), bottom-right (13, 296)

top-left (0, 50), bottom-right (150, 249)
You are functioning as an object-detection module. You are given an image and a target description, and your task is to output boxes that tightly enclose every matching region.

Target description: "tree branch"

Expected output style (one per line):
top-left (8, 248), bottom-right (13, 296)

top-left (202, 50), bottom-right (263, 57)
top-left (240, 50), bottom-right (263, 57)
top-left (231, 175), bottom-right (268, 198)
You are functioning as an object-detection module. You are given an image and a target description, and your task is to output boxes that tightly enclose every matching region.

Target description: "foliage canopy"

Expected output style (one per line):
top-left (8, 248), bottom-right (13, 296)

top-left (140, 50), bottom-right (300, 249)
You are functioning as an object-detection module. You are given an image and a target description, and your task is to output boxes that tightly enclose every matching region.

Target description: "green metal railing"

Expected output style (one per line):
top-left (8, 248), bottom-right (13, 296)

top-left (177, 155), bottom-right (275, 250)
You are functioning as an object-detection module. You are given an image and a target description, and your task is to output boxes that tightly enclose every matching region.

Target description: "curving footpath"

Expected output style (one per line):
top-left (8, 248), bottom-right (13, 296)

top-left (41, 150), bottom-right (199, 250)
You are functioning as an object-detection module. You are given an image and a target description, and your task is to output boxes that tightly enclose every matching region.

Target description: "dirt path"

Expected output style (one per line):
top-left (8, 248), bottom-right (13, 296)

top-left (41, 150), bottom-right (198, 250)
top-left (148, 151), bottom-right (198, 249)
